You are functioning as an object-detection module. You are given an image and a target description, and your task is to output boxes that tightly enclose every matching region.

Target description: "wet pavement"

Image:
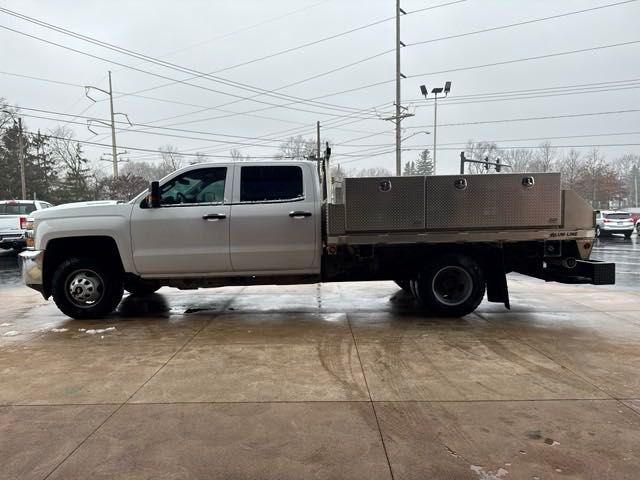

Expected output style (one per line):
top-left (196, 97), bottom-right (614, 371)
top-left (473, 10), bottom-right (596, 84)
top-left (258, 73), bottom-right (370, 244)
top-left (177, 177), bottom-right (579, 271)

top-left (0, 238), bottom-right (639, 479)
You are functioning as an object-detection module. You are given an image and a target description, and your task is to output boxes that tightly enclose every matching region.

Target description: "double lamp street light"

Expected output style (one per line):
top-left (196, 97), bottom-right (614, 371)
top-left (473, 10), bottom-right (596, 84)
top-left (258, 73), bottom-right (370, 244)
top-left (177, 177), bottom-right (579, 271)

top-left (419, 81), bottom-right (451, 175)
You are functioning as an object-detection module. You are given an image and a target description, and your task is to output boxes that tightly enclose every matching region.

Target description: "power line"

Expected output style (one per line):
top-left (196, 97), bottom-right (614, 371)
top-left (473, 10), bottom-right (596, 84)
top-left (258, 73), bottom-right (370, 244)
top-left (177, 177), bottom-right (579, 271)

top-left (0, 6), bottom-right (391, 117)
top-left (337, 130), bottom-right (640, 148)
top-left (407, 83), bottom-right (640, 107)
top-left (406, 0), bottom-right (638, 47)
top-left (405, 109), bottom-right (640, 128)
top-left (39, 133), bottom-right (288, 159)
top-left (406, 77), bottom-right (640, 102)
top-left (0, 19), bottom-right (376, 118)
top-left (313, 39), bottom-right (640, 100)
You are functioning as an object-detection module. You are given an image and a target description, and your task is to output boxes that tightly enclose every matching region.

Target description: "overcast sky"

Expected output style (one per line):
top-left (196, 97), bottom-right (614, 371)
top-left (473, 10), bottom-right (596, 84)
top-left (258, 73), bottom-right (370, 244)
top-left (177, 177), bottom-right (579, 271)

top-left (1, 0), bottom-right (639, 174)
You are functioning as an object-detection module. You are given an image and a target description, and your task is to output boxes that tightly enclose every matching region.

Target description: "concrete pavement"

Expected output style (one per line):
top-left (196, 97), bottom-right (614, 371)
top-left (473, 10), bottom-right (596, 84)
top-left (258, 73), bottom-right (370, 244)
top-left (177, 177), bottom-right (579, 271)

top-left (1, 273), bottom-right (640, 480)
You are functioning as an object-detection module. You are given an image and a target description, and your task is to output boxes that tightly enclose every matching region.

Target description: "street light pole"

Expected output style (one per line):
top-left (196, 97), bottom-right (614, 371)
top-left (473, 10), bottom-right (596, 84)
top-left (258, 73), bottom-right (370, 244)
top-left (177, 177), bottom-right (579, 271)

top-left (419, 82), bottom-right (451, 176)
top-left (432, 92), bottom-right (438, 175)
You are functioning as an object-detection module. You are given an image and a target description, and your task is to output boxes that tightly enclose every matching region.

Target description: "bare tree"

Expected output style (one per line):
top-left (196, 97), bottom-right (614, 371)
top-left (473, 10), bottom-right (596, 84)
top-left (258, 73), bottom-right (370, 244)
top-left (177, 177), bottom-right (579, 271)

top-left (351, 167), bottom-right (393, 177)
top-left (48, 126), bottom-right (91, 202)
top-left (531, 142), bottom-right (557, 172)
top-left (230, 149), bottom-right (251, 162)
top-left (614, 153), bottom-right (640, 206)
top-left (276, 135), bottom-right (316, 160)
top-left (159, 145), bottom-right (184, 175)
top-left (464, 140), bottom-right (498, 173)
top-left (120, 160), bottom-right (164, 182)
top-left (558, 149), bottom-right (582, 189)
top-left (503, 148), bottom-right (533, 173)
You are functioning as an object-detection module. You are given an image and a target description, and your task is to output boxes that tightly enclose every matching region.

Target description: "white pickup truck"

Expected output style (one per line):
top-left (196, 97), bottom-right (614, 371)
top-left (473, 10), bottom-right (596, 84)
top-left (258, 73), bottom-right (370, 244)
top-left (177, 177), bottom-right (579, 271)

top-left (1, 200), bottom-right (54, 251)
top-left (20, 160), bottom-right (614, 319)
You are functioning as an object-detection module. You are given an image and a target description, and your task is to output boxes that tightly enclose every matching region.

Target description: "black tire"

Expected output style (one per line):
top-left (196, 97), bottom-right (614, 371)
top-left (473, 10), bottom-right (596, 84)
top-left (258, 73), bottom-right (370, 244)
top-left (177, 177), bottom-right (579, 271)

top-left (124, 277), bottom-right (161, 296)
top-left (51, 257), bottom-right (123, 319)
top-left (394, 279), bottom-right (412, 294)
top-left (413, 255), bottom-right (486, 317)
top-left (624, 232), bottom-right (632, 239)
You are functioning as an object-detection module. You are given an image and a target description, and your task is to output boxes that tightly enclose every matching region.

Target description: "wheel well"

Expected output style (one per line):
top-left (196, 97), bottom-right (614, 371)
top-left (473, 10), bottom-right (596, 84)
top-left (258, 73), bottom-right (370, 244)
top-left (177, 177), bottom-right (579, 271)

top-left (43, 236), bottom-right (124, 297)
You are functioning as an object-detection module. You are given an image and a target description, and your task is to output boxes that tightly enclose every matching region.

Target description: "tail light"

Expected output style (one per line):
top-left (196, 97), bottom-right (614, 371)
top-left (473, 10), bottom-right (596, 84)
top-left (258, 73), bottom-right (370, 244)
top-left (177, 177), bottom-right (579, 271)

top-left (19, 216), bottom-right (27, 230)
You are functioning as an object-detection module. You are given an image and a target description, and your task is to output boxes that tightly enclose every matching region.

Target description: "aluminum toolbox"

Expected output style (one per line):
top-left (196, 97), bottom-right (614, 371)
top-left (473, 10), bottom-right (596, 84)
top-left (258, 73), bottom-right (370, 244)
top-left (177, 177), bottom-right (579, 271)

top-left (344, 176), bottom-right (425, 232)
top-left (425, 173), bottom-right (562, 230)
top-left (341, 173), bottom-right (562, 233)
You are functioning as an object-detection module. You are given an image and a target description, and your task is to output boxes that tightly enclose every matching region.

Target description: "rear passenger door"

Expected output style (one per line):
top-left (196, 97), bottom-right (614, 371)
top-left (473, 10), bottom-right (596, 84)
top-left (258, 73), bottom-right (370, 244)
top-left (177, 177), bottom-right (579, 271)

top-left (229, 164), bottom-right (318, 272)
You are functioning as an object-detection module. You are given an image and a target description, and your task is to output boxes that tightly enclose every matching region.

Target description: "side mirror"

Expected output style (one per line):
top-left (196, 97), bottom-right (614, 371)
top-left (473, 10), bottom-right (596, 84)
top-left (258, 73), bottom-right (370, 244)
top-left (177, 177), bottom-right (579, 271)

top-left (149, 181), bottom-right (161, 208)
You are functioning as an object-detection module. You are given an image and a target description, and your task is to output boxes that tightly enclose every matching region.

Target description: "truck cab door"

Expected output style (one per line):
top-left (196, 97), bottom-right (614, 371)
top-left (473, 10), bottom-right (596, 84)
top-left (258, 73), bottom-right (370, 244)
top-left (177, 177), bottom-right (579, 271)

top-left (229, 163), bottom-right (319, 273)
top-left (130, 166), bottom-right (233, 276)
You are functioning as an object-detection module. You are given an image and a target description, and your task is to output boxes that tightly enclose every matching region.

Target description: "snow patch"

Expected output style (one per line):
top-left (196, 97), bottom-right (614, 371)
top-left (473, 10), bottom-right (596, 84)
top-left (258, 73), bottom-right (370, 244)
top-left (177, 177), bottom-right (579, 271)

top-left (0, 322), bottom-right (13, 327)
top-left (3, 331), bottom-right (20, 337)
top-left (51, 328), bottom-right (68, 333)
top-left (470, 465), bottom-right (509, 480)
top-left (84, 327), bottom-right (116, 335)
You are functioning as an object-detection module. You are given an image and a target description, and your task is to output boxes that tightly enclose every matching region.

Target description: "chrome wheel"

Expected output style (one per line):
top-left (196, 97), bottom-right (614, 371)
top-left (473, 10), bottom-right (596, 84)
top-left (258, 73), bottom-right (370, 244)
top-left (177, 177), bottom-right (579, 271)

top-left (431, 265), bottom-right (473, 307)
top-left (66, 269), bottom-right (104, 308)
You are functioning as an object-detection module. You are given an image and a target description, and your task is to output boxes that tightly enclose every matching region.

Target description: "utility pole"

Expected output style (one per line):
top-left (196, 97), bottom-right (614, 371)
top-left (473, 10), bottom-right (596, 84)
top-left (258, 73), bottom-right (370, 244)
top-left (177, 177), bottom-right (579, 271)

top-left (108, 71), bottom-right (118, 178)
top-left (382, 1), bottom-right (412, 175)
top-left (395, 0), bottom-right (402, 176)
top-left (85, 71), bottom-right (131, 178)
top-left (316, 121), bottom-right (321, 160)
top-left (18, 117), bottom-right (26, 200)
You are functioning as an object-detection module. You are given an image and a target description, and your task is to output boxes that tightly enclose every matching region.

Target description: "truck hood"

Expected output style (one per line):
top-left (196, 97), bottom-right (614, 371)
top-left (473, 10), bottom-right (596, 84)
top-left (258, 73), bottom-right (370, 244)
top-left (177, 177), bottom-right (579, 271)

top-left (33, 200), bottom-right (132, 220)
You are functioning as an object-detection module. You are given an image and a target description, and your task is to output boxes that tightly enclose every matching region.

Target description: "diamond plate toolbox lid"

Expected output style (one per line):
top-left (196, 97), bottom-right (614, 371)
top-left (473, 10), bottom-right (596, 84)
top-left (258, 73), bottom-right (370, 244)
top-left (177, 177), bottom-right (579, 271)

top-left (344, 176), bottom-right (426, 232)
top-left (425, 173), bottom-right (562, 230)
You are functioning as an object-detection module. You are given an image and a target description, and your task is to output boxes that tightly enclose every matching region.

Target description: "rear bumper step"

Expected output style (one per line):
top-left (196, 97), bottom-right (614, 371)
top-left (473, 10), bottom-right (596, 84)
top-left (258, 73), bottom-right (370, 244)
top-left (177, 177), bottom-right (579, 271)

top-left (546, 260), bottom-right (615, 285)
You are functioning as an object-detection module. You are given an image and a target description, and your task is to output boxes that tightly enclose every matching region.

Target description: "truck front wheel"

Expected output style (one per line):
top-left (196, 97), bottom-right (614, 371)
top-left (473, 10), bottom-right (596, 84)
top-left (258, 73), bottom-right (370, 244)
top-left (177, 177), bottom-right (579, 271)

top-left (51, 257), bottom-right (124, 319)
top-left (413, 255), bottom-right (486, 317)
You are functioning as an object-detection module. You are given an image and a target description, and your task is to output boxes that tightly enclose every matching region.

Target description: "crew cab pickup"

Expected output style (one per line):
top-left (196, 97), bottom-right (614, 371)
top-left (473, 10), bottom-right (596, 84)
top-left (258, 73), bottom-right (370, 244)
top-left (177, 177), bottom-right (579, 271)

top-left (1, 200), bottom-right (53, 251)
top-left (20, 160), bottom-right (614, 319)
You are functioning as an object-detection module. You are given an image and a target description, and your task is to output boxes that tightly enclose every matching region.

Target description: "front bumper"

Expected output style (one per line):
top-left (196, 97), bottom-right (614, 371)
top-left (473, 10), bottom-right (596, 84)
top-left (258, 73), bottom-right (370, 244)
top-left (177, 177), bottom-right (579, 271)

top-left (19, 249), bottom-right (44, 293)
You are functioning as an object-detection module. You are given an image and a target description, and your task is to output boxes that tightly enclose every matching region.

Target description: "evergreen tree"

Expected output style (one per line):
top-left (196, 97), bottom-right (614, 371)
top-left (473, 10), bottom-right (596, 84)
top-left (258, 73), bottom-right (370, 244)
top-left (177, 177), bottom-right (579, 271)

top-left (403, 160), bottom-right (416, 175)
top-left (415, 149), bottom-right (434, 175)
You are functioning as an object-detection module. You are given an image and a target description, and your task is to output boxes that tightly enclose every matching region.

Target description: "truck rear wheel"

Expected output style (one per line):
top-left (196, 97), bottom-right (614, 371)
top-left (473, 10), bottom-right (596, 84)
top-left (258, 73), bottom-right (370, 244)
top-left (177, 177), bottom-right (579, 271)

top-left (51, 257), bottom-right (123, 319)
top-left (414, 255), bottom-right (485, 317)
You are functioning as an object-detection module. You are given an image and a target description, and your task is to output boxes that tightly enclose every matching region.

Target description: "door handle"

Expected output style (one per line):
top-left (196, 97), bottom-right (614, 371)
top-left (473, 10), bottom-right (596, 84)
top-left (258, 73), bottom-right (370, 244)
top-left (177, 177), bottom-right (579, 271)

top-left (289, 211), bottom-right (312, 218)
top-left (202, 213), bottom-right (227, 220)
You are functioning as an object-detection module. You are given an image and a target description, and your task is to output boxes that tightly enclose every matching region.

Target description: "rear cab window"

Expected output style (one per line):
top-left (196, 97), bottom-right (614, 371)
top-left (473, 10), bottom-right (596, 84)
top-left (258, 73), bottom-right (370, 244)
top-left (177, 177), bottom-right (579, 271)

top-left (604, 213), bottom-right (631, 220)
top-left (240, 166), bottom-right (304, 203)
top-left (0, 202), bottom-right (37, 215)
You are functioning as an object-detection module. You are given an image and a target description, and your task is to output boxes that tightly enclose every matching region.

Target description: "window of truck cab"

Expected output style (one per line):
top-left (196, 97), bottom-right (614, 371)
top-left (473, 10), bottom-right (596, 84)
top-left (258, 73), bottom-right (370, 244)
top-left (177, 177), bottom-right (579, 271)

top-left (157, 167), bottom-right (227, 206)
top-left (239, 165), bottom-right (304, 203)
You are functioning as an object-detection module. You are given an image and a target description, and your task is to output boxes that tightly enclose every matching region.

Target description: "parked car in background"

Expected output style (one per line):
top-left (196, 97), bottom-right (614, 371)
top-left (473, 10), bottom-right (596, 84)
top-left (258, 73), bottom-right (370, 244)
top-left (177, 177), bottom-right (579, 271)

top-left (0, 200), bottom-right (53, 251)
top-left (595, 210), bottom-right (635, 238)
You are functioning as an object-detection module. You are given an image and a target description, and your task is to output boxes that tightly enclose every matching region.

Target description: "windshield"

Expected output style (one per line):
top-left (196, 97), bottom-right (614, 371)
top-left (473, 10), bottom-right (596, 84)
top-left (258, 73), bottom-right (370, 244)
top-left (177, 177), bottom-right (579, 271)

top-left (0, 203), bottom-right (36, 215)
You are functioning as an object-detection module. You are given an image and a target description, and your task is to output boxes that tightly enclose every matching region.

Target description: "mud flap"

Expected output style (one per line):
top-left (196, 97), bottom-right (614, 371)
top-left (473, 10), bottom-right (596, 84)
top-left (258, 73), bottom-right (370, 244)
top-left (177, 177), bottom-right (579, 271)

top-left (484, 248), bottom-right (510, 309)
